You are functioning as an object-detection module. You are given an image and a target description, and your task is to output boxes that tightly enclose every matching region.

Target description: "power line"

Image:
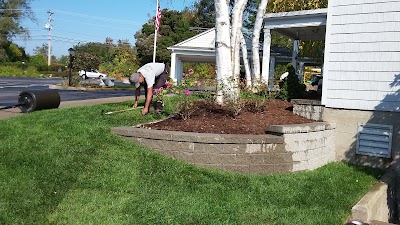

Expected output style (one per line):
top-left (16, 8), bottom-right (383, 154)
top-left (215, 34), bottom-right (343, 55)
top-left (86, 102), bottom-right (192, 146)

top-left (0, 8), bottom-right (142, 25)
top-left (52, 9), bottom-right (142, 25)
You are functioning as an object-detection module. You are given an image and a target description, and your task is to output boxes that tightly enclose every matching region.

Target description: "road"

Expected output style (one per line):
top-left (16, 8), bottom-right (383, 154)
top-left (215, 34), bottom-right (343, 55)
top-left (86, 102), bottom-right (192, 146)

top-left (0, 77), bottom-right (134, 107)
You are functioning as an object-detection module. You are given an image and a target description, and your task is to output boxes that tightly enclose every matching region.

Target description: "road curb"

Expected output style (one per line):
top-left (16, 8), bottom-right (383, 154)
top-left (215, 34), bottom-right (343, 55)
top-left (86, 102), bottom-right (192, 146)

top-left (49, 84), bottom-right (135, 91)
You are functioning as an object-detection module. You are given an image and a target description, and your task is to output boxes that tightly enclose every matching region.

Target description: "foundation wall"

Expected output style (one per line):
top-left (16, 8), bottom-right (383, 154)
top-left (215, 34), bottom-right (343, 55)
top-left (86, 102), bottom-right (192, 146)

top-left (322, 108), bottom-right (400, 168)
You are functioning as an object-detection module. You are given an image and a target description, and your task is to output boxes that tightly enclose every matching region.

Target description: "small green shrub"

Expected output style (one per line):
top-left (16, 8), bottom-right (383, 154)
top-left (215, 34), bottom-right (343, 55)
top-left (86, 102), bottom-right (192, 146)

top-left (278, 64), bottom-right (306, 101)
top-left (0, 65), bottom-right (42, 77)
top-left (244, 98), bottom-right (268, 113)
top-left (170, 69), bottom-right (198, 120)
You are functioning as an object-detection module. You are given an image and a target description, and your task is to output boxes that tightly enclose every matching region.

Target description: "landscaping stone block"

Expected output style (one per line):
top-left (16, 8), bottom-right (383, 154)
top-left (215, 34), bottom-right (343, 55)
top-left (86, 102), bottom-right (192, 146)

top-left (222, 144), bottom-right (246, 153)
top-left (113, 120), bottom-right (335, 174)
top-left (292, 161), bottom-right (308, 172)
top-left (164, 140), bottom-right (194, 153)
top-left (249, 164), bottom-right (275, 174)
top-left (212, 154), bottom-right (237, 164)
top-left (274, 163), bottom-right (293, 173)
top-left (246, 154), bottom-right (266, 164)
top-left (244, 144), bottom-right (263, 153)
top-left (264, 153), bottom-right (293, 164)
top-left (176, 152), bottom-right (195, 163)
top-left (193, 143), bottom-right (222, 154)
top-left (192, 153), bottom-right (212, 164)
top-left (223, 164), bottom-right (250, 173)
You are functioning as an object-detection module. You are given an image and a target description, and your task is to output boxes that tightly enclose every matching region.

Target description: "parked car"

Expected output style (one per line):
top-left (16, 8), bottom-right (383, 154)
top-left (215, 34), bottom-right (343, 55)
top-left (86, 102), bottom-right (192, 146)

top-left (78, 69), bottom-right (108, 79)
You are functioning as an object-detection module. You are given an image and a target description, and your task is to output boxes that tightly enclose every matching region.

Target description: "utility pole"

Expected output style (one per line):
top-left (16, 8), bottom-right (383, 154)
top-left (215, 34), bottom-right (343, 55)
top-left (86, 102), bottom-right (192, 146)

top-left (45, 10), bottom-right (53, 66)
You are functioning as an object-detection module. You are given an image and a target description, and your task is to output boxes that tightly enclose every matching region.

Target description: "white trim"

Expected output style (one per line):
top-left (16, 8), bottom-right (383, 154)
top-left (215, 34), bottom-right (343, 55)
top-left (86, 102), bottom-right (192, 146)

top-left (172, 28), bottom-right (215, 47)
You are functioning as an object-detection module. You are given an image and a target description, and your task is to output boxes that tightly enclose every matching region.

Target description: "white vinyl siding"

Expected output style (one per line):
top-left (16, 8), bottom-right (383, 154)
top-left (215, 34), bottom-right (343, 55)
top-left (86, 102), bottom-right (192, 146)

top-left (322, 0), bottom-right (400, 111)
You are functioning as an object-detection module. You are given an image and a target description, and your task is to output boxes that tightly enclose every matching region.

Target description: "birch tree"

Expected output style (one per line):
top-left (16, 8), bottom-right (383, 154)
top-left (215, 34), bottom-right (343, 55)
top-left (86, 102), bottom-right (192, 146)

top-left (214, 0), bottom-right (233, 104)
top-left (251, 0), bottom-right (268, 86)
top-left (213, 0), bottom-right (273, 103)
top-left (240, 31), bottom-right (251, 88)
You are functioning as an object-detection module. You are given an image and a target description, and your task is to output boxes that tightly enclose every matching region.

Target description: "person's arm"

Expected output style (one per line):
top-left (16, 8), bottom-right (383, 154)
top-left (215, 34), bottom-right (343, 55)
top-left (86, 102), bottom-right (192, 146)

top-left (133, 87), bottom-right (140, 108)
top-left (142, 86), bottom-right (153, 115)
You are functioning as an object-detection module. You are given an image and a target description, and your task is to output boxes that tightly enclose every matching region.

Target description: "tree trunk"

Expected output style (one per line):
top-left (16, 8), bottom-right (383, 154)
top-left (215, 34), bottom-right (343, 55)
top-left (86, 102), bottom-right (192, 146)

top-left (214, 0), bottom-right (233, 104)
top-left (231, 0), bottom-right (248, 83)
top-left (251, 0), bottom-right (268, 86)
top-left (240, 31), bottom-right (252, 88)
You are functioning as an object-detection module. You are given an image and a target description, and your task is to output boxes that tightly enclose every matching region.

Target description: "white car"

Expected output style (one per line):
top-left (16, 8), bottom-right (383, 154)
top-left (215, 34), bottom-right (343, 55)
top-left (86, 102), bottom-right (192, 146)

top-left (79, 69), bottom-right (108, 79)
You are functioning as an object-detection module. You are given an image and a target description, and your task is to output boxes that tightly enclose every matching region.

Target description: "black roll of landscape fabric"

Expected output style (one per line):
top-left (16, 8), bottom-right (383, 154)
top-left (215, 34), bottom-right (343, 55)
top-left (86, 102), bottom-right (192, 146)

top-left (18, 90), bottom-right (60, 113)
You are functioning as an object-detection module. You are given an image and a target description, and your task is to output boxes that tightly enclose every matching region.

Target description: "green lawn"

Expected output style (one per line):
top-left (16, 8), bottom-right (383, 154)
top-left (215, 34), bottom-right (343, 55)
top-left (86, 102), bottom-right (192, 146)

top-left (0, 99), bottom-right (383, 225)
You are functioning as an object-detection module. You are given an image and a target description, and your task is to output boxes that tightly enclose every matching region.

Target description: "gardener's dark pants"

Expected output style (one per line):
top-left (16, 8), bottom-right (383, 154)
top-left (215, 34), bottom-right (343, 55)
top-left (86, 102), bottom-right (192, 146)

top-left (144, 64), bottom-right (169, 111)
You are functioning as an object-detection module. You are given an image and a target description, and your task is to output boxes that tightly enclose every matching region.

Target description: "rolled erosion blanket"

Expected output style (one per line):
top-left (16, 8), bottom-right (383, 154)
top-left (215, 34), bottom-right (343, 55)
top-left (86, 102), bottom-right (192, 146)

top-left (18, 90), bottom-right (60, 113)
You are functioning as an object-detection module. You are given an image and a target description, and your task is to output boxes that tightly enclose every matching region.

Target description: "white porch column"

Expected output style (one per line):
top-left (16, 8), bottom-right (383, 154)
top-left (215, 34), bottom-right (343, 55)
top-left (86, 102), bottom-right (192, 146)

top-left (262, 28), bottom-right (271, 85)
top-left (170, 52), bottom-right (177, 83)
top-left (176, 58), bottom-right (183, 84)
top-left (292, 39), bottom-right (299, 72)
top-left (298, 62), bottom-right (305, 84)
top-left (268, 56), bottom-right (276, 90)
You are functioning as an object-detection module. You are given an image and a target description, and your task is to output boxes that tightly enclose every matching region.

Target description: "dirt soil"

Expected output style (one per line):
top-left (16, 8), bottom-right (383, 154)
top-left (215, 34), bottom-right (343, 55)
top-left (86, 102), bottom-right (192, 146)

top-left (145, 99), bottom-right (316, 134)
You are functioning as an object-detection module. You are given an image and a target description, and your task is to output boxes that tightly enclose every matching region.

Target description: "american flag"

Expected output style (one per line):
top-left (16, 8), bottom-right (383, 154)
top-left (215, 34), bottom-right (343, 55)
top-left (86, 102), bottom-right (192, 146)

top-left (155, 5), bottom-right (161, 31)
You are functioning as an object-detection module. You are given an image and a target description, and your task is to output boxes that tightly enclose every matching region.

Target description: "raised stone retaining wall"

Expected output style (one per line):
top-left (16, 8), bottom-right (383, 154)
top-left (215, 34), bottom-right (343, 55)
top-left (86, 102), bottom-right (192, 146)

top-left (112, 122), bottom-right (335, 174)
top-left (268, 122), bottom-right (336, 171)
top-left (291, 99), bottom-right (324, 121)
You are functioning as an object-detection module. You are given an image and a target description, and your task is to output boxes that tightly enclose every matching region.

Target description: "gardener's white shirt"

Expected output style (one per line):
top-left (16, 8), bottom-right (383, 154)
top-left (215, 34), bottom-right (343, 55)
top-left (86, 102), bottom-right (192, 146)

top-left (137, 63), bottom-right (165, 88)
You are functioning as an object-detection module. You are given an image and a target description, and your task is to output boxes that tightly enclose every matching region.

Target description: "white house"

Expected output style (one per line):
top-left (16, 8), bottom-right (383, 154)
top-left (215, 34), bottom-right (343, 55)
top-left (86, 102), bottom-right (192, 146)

top-left (322, 0), bottom-right (400, 167)
top-left (168, 0), bottom-right (400, 168)
top-left (263, 0), bottom-right (400, 168)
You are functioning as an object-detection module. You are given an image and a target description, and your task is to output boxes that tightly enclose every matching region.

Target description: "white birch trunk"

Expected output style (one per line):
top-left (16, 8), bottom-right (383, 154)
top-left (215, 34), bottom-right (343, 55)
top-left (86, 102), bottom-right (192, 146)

top-left (214, 0), bottom-right (232, 104)
top-left (251, 0), bottom-right (268, 86)
top-left (231, 0), bottom-right (248, 76)
top-left (240, 31), bottom-right (252, 88)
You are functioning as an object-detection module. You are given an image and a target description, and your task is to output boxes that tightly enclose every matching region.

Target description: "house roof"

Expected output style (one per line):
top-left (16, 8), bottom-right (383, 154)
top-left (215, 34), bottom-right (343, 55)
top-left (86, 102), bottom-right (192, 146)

top-left (264, 8), bottom-right (327, 41)
top-left (167, 28), bottom-right (292, 63)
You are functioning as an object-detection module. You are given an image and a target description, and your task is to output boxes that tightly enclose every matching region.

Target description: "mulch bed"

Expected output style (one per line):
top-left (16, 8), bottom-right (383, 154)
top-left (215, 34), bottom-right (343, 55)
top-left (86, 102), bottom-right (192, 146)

top-left (145, 99), bottom-right (315, 134)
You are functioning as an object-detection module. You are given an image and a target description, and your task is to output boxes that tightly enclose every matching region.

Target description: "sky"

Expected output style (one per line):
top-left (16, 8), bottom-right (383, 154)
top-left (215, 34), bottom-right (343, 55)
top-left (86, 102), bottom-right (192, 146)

top-left (13, 0), bottom-right (197, 58)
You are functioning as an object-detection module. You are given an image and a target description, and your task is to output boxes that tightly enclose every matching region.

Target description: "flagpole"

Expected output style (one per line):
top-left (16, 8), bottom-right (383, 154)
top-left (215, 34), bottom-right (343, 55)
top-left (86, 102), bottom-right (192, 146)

top-left (152, 0), bottom-right (159, 63)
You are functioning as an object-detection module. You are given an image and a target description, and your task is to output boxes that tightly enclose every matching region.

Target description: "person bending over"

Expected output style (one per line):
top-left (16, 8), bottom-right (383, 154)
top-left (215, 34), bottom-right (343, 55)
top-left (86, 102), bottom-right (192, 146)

top-left (129, 62), bottom-right (169, 115)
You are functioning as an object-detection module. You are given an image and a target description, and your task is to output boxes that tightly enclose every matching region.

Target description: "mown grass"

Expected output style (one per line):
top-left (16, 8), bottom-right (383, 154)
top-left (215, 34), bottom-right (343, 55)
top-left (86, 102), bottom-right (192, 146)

top-left (0, 98), bottom-right (384, 225)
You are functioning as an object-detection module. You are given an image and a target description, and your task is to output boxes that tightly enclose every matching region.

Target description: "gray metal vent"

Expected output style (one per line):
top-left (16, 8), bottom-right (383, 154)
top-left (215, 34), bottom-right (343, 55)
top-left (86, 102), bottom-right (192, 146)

top-left (356, 123), bottom-right (393, 158)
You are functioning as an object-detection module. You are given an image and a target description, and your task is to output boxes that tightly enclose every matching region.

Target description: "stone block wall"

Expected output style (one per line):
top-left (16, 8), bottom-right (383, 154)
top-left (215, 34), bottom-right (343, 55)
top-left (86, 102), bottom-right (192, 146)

top-left (112, 121), bottom-right (336, 174)
top-left (267, 122), bottom-right (336, 171)
top-left (291, 99), bottom-right (324, 121)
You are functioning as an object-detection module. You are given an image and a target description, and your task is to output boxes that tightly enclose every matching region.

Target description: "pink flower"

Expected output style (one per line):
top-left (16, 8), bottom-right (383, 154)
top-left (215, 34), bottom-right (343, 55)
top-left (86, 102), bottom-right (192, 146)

top-left (185, 89), bottom-right (191, 95)
top-left (188, 69), bottom-right (194, 74)
top-left (185, 74), bottom-right (190, 78)
top-left (165, 81), bottom-right (172, 87)
top-left (154, 88), bottom-right (160, 94)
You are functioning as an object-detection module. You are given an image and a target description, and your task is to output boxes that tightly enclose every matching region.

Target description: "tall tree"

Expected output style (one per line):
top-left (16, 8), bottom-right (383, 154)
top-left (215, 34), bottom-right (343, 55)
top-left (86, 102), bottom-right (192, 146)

top-left (135, 9), bottom-right (196, 65)
top-left (0, 0), bottom-right (35, 62)
top-left (191, 0), bottom-right (215, 28)
top-left (251, 0), bottom-right (268, 85)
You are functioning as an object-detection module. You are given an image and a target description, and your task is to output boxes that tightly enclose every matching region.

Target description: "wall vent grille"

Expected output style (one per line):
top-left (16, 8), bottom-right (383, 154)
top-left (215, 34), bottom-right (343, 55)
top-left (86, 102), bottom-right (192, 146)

top-left (356, 123), bottom-right (393, 158)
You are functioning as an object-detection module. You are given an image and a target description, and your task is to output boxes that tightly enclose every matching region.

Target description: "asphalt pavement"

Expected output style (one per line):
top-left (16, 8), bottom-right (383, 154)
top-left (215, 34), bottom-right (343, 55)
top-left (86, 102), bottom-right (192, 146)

top-left (0, 77), bottom-right (135, 120)
top-left (0, 95), bottom-right (134, 120)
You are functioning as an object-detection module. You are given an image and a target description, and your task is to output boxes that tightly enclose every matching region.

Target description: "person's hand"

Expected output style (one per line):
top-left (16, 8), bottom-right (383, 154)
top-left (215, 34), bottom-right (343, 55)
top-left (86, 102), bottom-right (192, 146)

top-left (141, 107), bottom-right (149, 115)
top-left (132, 102), bottom-right (138, 109)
